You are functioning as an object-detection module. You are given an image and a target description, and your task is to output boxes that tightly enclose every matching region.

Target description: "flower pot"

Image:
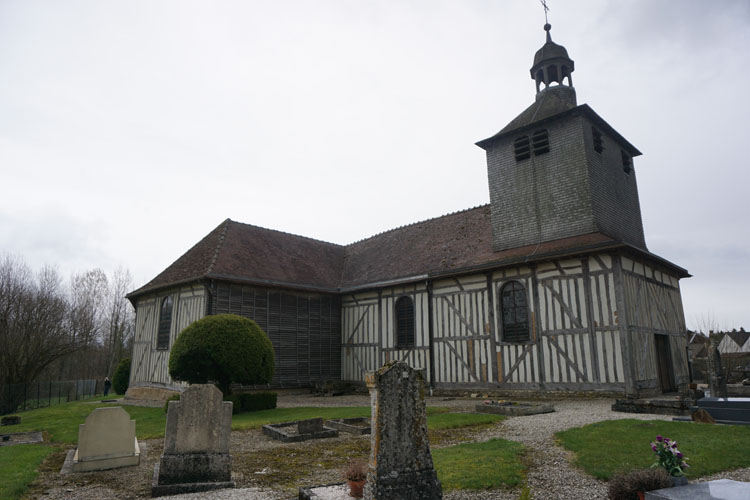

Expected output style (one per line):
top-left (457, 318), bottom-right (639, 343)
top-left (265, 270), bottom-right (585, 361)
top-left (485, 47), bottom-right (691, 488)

top-left (347, 479), bottom-right (365, 498)
top-left (671, 475), bottom-right (688, 487)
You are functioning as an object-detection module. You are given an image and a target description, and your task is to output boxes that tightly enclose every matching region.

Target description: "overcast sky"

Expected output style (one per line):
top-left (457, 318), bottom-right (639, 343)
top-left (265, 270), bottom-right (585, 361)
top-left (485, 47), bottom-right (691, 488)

top-left (1, 0), bottom-right (748, 330)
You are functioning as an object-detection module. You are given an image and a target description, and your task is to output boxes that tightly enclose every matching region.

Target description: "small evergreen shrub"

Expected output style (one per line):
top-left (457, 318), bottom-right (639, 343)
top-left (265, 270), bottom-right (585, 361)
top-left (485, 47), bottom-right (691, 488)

top-left (163, 394), bottom-right (181, 413)
top-left (1, 415), bottom-right (21, 426)
top-left (112, 358), bottom-right (131, 395)
top-left (240, 392), bottom-right (277, 412)
top-left (608, 468), bottom-right (672, 500)
top-left (224, 392), bottom-right (277, 414)
top-left (169, 314), bottom-right (275, 395)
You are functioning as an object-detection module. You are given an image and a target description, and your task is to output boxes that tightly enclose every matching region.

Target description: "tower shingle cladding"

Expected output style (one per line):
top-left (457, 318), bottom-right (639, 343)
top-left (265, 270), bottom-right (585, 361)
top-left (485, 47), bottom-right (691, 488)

top-left (486, 110), bottom-right (646, 252)
top-left (582, 118), bottom-right (647, 250)
top-left (487, 114), bottom-right (595, 251)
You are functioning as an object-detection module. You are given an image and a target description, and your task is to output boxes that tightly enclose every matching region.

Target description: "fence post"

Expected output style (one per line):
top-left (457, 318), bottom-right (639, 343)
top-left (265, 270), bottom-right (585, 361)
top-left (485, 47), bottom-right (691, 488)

top-left (49, 381), bottom-right (52, 407)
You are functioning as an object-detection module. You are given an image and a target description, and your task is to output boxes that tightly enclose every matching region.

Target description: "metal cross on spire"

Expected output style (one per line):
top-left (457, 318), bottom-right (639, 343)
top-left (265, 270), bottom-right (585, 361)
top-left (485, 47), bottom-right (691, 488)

top-left (540, 0), bottom-right (550, 25)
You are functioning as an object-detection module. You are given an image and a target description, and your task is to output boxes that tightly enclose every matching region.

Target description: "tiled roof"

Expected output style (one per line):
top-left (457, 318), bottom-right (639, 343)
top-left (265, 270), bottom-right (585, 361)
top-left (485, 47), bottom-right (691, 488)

top-left (128, 207), bottom-right (637, 298)
top-left (128, 219), bottom-right (345, 297)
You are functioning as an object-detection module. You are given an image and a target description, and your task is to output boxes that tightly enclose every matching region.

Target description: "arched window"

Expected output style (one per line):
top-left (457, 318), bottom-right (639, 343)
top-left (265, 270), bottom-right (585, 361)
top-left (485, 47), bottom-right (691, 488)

top-left (395, 296), bottom-right (415, 348)
top-left (514, 135), bottom-right (531, 161)
top-left (499, 281), bottom-right (529, 342)
top-left (157, 295), bottom-right (173, 349)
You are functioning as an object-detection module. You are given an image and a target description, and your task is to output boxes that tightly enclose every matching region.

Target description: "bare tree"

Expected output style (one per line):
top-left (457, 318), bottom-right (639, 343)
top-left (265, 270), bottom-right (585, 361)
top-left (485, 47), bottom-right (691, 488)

top-left (0, 255), bottom-right (82, 412)
top-left (103, 267), bottom-right (135, 376)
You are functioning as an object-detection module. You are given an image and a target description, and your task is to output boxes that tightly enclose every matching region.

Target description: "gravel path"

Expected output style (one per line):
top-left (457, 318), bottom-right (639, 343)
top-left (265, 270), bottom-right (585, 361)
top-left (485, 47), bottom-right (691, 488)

top-left (27, 395), bottom-right (750, 500)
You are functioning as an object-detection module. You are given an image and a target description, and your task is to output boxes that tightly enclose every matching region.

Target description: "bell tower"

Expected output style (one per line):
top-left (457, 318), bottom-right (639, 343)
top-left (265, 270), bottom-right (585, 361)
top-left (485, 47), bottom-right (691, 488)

top-left (476, 23), bottom-right (647, 253)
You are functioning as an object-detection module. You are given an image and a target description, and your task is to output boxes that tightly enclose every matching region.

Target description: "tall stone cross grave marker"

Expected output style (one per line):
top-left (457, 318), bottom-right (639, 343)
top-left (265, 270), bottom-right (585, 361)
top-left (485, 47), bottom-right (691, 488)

top-left (152, 384), bottom-right (235, 497)
top-left (363, 361), bottom-right (442, 500)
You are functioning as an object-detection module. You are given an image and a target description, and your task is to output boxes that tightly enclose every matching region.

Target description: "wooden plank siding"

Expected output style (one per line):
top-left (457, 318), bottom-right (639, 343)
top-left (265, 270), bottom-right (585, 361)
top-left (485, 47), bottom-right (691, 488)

top-left (210, 282), bottom-right (341, 387)
top-left (130, 284), bottom-right (206, 389)
top-left (619, 255), bottom-right (689, 391)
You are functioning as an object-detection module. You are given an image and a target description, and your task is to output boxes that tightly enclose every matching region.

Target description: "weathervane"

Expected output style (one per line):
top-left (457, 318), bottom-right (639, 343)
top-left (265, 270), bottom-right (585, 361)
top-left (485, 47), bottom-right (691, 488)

top-left (540, 0), bottom-right (550, 25)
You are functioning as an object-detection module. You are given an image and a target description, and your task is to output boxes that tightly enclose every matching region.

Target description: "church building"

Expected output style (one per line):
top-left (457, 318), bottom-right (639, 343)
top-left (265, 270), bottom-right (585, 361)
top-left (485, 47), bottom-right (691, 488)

top-left (126, 24), bottom-right (690, 399)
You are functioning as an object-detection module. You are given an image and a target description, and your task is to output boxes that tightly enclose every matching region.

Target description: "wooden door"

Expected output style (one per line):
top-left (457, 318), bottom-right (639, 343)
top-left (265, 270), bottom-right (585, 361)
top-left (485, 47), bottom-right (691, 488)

top-left (655, 334), bottom-right (676, 393)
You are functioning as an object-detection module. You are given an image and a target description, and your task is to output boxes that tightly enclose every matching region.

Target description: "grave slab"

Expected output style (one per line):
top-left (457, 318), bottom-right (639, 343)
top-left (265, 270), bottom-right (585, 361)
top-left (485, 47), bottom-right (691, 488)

top-left (645, 479), bottom-right (750, 499)
top-left (71, 407), bottom-right (140, 472)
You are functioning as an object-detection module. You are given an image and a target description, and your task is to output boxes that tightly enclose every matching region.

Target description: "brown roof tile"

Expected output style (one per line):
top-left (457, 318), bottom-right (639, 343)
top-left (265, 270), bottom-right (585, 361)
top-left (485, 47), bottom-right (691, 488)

top-left (129, 207), bottom-right (634, 298)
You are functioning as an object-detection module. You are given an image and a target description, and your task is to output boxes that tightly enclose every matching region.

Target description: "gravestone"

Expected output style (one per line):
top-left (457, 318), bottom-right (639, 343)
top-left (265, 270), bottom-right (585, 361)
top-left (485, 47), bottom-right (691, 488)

top-left (152, 384), bottom-right (234, 497)
top-left (707, 334), bottom-right (728, 399)
top-left (71, 407), bottom-right (139, 472)
top-left (363, 361), bottom-right (442, 500)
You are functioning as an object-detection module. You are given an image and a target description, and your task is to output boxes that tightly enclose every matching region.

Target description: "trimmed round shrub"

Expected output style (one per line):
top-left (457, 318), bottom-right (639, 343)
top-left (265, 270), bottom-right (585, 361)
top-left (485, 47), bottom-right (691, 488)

top-left (168, 314), bottom-right (275, 395)
top-left (112, 357), bottom-right (131, 395)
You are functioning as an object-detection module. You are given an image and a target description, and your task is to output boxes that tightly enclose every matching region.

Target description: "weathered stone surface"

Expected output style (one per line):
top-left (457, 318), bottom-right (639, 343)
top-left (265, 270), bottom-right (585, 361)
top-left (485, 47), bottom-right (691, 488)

top-left (298, 418), bottom-right (323, 434)
top-left (707, 334), bottom-right (728, 399)
top-left (163, 384), bottom-right (232, 455)
top-left (153, 384), bottom-right (234, 496)
top-left (363, 361), bottom-right (442, 500)
top-left (72, 407), bottom-right (139, 472)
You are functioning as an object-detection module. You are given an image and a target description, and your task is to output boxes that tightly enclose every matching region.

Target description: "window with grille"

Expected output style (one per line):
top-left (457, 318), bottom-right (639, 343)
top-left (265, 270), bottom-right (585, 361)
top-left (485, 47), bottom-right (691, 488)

top-left (621, 150), bottom-right (632, 174)
top-left (592, 127), bottom-right (604, 153)
top-left (499, 281), bottom-right (529, 342)
top-left (395, 296), bottom-right (415, 348)
top-left (532, 129), bottom-right (550, 156)
top-left (514, 135), bottom-right (531, 161)
top-left (157, 295), bottom-right (173, 349)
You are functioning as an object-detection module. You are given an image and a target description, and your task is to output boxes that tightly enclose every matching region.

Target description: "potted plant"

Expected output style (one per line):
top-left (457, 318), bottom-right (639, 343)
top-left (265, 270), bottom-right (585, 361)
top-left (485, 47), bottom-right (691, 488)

top-left (343, 459), bottom-right (367, 498)
top-left (650, 435), bottom-right (689, 486)
top-left (608, 468), bottom-right (672, 500)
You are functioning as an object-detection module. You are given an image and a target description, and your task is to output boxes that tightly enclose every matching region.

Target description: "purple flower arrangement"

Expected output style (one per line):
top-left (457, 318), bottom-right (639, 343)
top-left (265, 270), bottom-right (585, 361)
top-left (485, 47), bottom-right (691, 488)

top-left (650, 435), bottom-right (689, 477)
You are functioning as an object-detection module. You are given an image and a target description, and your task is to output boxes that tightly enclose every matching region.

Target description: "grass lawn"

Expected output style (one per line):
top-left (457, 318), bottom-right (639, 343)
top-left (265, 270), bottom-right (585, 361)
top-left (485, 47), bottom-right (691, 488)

top-left (557, 419), bottom-right (750, 480)
top-left (0, 444), bottom-right (56, 500)
top-left (433, 438), bottom-right (526, 490)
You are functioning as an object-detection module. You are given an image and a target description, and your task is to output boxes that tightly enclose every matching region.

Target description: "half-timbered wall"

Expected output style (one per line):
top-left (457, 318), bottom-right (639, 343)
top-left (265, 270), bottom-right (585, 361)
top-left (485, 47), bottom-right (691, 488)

top-left (210, 282), bottom-right (341, 387)
top-left (619, 255), bottom-right (689, 392)
top-left (130, 284), bottom-right (206, 389)
top-left (341, 254), bottom-right (638, 394)
top-left (341, 284), bottom-right (430, 382)
top-left (431, 276), bottom-right (495, 386)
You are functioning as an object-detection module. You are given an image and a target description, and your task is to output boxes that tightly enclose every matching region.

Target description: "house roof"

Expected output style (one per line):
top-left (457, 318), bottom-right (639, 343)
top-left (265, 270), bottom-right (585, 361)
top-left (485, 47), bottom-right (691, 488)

top-left (128, 204), bottom-right (688, 299)
top-left (727, 330), bottom-right (750, 349)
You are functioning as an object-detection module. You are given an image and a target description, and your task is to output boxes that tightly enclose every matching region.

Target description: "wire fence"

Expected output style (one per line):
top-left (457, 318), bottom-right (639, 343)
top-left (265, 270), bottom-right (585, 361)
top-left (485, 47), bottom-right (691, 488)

top-left (0, 379), bottom-right (108, 415)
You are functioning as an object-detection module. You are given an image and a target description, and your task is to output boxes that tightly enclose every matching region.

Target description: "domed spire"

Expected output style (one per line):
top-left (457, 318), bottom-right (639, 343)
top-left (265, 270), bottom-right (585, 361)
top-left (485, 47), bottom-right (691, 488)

top-left (530, 23), bottom-right (575, 94)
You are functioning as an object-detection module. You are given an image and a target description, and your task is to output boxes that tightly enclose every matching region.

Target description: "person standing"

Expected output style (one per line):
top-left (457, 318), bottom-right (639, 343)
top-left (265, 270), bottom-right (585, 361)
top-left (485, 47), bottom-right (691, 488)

top-left (103, 377), bottom-right (112, 397)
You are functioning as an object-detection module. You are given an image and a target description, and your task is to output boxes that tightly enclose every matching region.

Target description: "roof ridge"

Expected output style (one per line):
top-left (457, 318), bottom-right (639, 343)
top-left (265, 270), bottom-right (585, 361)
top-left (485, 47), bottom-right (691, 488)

top-left (227, 218), bottom-right (345, 248)
top-left (206, 218), bottom-right (231, 275)
top-left (346, 204), bottom-right (490, 246)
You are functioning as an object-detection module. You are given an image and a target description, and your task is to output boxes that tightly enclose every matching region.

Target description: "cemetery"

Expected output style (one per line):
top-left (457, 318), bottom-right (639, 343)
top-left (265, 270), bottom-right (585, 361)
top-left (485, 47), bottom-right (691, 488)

top-left (0, 364), bottom-right (749, 499)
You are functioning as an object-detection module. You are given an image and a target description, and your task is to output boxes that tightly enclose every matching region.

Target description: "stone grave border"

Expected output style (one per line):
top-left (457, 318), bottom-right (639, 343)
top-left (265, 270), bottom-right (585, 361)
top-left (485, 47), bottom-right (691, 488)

top-left (0, 431), bottom-right (43, 446)
top-left (324, 417), bottom-right (371, 435)
top-left (475, 401), bottom-right (554, 416)
top-left (262, 420), bottom-right (338, 442)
